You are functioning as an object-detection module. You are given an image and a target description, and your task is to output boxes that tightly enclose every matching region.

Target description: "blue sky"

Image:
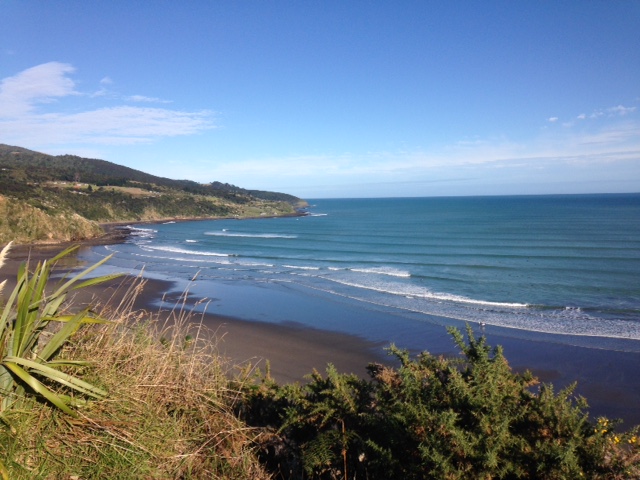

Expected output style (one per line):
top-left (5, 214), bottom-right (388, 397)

top-left (1, 1), bottom-right (638, 198)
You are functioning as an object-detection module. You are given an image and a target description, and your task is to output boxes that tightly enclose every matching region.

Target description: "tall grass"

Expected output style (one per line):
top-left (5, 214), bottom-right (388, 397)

top-left (0, 197), bottom-right (103, 244)
top-left (0, 246), bottom-right (268, 479)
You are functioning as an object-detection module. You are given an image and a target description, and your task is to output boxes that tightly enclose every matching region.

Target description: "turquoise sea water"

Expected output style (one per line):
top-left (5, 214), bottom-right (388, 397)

top-left (83, 194), bottom-right (640, 352)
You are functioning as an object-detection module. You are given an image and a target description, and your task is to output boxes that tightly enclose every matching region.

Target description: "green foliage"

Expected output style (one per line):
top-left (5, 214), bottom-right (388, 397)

top-left (0, 244), bottom-right (117, 422)
top-left (239, 325), bottom-right (640, 479)
top-left (0, 143), bottom-right (305, 207)
top-left (0, 244), bottom-right (125, 476)
top-left (0, 143), bottom-right (305, 243)
top-left (0, 247), bottom-right (270, 479)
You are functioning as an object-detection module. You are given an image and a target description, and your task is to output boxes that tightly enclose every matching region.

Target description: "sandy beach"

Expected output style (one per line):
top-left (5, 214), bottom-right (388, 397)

top-left (2, 237), bottom-right (640, 427)
top-left (0, 239), bottom-right (386, 384)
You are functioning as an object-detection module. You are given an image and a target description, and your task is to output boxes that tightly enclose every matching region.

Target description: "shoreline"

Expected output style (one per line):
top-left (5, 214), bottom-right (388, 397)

top-left (3, 209), bottom-right (308, 251)
top-left (2, 236), bottom-right (640, 427)
top-left (0, 239), bottom-right (388, 385)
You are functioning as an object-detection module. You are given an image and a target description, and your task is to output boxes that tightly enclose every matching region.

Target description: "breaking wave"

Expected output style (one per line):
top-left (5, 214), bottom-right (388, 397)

top-left (204, 231), bottom-right (297, 239)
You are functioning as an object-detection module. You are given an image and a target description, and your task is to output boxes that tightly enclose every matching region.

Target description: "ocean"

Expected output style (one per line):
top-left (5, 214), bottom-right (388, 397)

top-left (81, 194), bottom-right (640, 354)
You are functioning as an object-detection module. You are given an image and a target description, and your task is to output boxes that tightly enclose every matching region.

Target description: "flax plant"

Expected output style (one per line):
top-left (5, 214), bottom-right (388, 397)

top-left (0, 247), bottom-right (269, 478)
top-left (0, 243), bottom-right (119, 426)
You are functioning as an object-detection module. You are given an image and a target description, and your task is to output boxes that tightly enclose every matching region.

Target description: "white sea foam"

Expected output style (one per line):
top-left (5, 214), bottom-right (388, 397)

top-left (236, 261), bottom-right (275, 267)
top-left (185, 239), bottom-right (198, 243)
top-left (284, 265), bottom-right (321, 270)
top-left (132, 251), bottom-right (232, 265)
top-left (325, 276), bottom-right (528, 309)
top-left (350, 267), bottom-right (411, 278)
top-left (420, 291), bottom-right (529, 308)
top-left (308, 213), bottom-right (328, 217)
top-left (128, 226), bottom-right (157, 239)
top-left (268, 276), bottom-right (640, 341)
top-left (204, 231), bottom-right (297, 239)
top-left (143, 245), bottom-right (229, 257)
top-left (128, 226), bottom-right (157, 232)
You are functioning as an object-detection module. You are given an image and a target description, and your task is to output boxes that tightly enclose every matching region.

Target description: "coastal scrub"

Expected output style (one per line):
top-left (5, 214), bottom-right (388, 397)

top-left (238, 326), bottom-right (640, 479)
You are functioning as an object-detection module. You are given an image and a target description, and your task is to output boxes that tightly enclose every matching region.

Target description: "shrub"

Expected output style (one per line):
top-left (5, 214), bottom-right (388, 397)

top-left (239, 325), bottom-right (640, 479)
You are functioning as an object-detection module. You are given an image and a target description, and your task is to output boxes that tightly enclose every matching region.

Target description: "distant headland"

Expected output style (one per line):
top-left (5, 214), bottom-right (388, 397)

top-left (0, 144), bottom-right (308, 245)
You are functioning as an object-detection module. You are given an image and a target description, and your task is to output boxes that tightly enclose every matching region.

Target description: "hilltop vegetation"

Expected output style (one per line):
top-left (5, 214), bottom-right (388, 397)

top-left (0, 144), bottom-right (307, 244)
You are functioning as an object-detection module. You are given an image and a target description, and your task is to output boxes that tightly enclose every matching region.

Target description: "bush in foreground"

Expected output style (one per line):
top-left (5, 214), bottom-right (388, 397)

top-left (238, 326), bottom-right (640, 479)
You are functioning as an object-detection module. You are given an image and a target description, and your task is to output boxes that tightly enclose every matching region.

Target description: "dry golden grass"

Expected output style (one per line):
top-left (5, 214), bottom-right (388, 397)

top-left (0, 195), bottom-right (103, 244)
top-left (1, 278), bottom-right (270, 479)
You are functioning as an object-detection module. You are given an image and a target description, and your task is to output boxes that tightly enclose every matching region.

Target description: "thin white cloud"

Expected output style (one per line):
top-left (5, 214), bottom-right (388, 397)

top-left (0, 62), bottom-right (214, 146)
top-left (167, 99), bottom-right (639, 190)
top-left (128, 94), bottom-right (172, 104)
top-left (584, 104), bottom-right (636, 120)
top-left (198, 118), bottom-right (640, 189)
top-left (170, 100), bottom-right (640, 195)
top-left (0, 62), bottom-right (77, 117)
top-left (567, 121), bottom-right (639, 147)
top-left (608, 105), bottom-right (636, 116)
top-left (91, 88), bottom-right (109, 98)
top-left (2, 106), bottom-right (212, 146)
top-left (548, 103), bottom-right (638, 128)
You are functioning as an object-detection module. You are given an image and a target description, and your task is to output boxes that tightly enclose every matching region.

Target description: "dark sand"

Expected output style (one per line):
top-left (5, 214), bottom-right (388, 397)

top-left (1, 241), bottom-right (386, 384)
top-left (2, 239), bottom-right (640, 427)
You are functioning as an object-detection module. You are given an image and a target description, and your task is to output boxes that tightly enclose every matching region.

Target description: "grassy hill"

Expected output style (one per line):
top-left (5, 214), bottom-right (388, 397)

top-left (0, 144), bottom-right (307, 244)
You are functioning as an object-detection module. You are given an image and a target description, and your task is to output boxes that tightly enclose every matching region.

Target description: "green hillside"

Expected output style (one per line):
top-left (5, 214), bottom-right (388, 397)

top-left (0, 144), bottom-right (307, 244)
